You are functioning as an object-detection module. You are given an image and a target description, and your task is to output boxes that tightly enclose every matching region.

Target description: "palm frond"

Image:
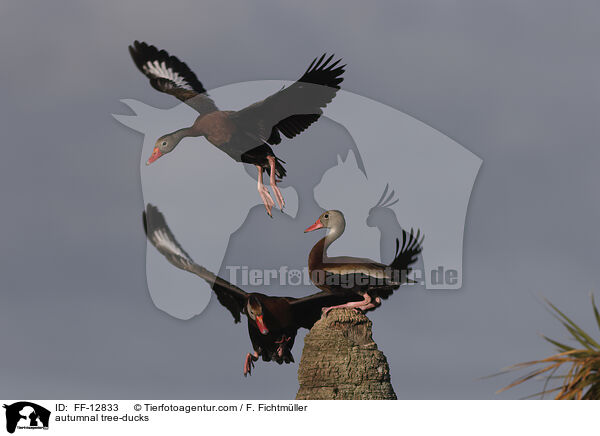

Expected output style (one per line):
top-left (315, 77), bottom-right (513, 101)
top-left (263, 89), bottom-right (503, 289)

top-left (498, 294), bottom-right (600, 400)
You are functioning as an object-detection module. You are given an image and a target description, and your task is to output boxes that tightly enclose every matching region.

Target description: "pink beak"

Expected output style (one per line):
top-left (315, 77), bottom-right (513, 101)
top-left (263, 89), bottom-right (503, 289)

top-left (304, 218), bottom-right (324, 233)
top-left (255, 315), bottom-right (269, 335)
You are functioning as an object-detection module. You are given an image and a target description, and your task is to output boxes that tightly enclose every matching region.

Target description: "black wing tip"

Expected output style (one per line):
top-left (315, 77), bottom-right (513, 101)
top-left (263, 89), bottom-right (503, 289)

top-left (390, 228), bottom-right (425, 269)
top-left (129, 40), bottom-right (152, 59)
top-left (142, 210), bottom-right (148, 236)
top-left (408, 228), bottom-right (425, 253)
top-left (144, 202), bottom-right (158, 216)
top-left (130, 40), bottom-right (146, 50)
top-left (129, 41), bottom-right (164, 66)
top-left (306, 52), bottom-right (345, 75)
top-left (130, 40), bottom-right (157, 54)
top-left (143, 203), bottom-right (167, 235)
top-left (129, 40), bottom-right (155, 73)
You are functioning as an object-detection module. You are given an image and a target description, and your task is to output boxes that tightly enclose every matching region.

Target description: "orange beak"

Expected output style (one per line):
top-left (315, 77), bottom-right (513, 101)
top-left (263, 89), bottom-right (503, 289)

top-left (255, 315), bottom-right (269, 335)
top-left (304, 218), bottom-right (324, 233)
top-left (146, 147), bottom-right (163, 166)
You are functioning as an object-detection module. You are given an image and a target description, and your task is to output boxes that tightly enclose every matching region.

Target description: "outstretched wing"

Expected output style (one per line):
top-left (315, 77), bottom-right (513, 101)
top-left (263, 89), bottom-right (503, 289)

top-left (319, 229), bottom-right (424, 302)
top-left (389, 228), bottom-right (424, 277)
top-left (232, 53), bottom-right (345, 144)
top-left (287, 291), bottom-right (362, 330)
top-left (129, 41), bottom-right (218, 115)
top-left (373, 228), bottom-right (424, 300)
top-left (143, 204), bottom-right (247, 323)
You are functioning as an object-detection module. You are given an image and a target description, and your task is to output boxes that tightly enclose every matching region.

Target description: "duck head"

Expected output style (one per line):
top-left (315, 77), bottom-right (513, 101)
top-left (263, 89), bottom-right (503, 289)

top-left (304, 210), bottom-right (346, 234)
top-left (246, 296), bottom-right (269, 335)
top-left (146, 130), bottom-right (186, 165)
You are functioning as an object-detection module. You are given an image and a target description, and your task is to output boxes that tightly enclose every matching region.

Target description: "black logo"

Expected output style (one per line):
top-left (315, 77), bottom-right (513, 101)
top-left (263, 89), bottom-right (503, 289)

top-left (3, 402), bottom-right (50, 434)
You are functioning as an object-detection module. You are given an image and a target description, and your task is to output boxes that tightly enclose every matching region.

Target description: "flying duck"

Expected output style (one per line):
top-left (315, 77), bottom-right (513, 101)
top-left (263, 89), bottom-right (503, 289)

top-left (130, 41), bottom-right (345, 217)
top-left (143, 204), bottom-right (361, 376)
top-left (305, 210), bottom-right (424, 312)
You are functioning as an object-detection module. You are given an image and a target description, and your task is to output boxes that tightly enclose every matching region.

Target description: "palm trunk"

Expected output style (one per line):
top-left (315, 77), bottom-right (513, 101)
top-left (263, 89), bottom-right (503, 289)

top-left (296, 309), bottom-right (397, 400)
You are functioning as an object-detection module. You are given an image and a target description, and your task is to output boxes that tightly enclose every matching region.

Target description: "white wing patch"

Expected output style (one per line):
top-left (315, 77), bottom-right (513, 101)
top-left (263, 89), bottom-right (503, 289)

top-left (142, 60), bottom-right (192, 90)
top-left (151, 228), bottom-right (189, 259)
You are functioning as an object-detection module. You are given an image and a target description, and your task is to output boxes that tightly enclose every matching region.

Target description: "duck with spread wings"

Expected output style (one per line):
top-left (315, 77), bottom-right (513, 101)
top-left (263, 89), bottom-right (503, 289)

top-left (143, 204), bottom-right (361, 376)
top-left (305, 210), bottom-right (424, 313)
top-left (130, 41), bottom-right (345, 217)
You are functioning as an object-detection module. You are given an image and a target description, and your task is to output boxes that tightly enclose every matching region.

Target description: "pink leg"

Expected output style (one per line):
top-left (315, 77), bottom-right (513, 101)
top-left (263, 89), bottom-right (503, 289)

top-left (243, 351), bottom-right (259, 377)
top-left (322, 293), bottom-right (372, 316)
top-left (256, 165), bottom-right (274, 217)
top-left (267, 156), bottom-right (285, 210)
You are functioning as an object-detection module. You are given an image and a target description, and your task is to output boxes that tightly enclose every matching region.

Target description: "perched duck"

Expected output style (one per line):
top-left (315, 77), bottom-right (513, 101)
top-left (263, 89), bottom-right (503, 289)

top-left (143, 204), bottom-right (361, 376)
top-left (130, 41), bottom-right (345, 217)
top-left (305, 210), bottom-right (424, 312)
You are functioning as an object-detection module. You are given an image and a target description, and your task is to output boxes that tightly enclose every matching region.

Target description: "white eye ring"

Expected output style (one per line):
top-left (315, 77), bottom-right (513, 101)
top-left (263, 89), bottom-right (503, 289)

top-left (162, 141), bottom-right (167, 146)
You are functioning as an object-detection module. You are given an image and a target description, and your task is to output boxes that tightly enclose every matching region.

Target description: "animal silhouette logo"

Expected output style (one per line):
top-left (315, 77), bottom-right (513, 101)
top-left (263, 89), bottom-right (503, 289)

top-left (114, 81), bottom-right (482, 319)
top-left (3, 402), bottom-right (50, 434)
top-left (367, 184), bottom-right (402, 264)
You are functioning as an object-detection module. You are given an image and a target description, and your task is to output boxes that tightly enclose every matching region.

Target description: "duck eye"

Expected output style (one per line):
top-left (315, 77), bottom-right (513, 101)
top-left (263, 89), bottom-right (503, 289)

top-left (324, 214), bottom-right (329, 219)
top-left (162, 141), bottom-right (167, 146)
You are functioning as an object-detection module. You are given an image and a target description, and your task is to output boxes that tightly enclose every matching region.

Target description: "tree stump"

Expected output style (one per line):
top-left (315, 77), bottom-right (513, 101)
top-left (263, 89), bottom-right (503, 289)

top-left (296, 308), bottom-right (397, 400)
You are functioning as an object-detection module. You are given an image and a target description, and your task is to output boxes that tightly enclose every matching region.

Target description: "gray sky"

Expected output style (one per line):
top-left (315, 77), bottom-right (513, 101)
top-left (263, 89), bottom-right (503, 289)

top-left (1, 0), bottom-right (600, 399)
